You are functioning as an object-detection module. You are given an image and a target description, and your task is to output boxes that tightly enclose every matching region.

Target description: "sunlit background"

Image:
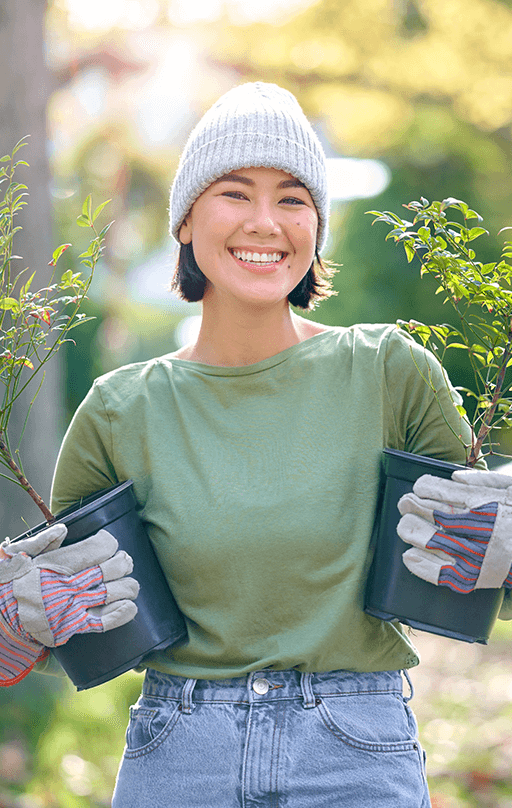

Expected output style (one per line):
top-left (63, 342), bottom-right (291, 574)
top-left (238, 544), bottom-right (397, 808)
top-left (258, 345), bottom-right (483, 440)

top-left (2, 0), bottom-right (512, 805)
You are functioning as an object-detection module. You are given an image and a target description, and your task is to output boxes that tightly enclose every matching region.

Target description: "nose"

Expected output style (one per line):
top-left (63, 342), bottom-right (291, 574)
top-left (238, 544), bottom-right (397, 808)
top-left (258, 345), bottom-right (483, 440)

top-left (242, 201), bottom-right (282, 238)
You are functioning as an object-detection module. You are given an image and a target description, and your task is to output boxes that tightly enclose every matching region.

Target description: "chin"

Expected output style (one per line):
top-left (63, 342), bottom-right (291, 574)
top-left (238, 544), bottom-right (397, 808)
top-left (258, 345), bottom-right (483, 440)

top-left (239, 290), bottom-right (293, 308)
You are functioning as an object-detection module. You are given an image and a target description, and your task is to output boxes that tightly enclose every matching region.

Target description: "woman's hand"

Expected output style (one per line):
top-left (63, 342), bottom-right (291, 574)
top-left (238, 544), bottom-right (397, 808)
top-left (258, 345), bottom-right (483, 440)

top-left (396, 469), bottom-right (512, 593)
top-left (0, 523), bottom-right (139, 685)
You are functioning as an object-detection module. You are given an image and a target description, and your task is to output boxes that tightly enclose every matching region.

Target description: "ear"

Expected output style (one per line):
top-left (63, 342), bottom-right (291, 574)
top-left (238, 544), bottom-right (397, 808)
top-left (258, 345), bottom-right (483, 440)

top-left (179, 216), bottom-right (192, 245)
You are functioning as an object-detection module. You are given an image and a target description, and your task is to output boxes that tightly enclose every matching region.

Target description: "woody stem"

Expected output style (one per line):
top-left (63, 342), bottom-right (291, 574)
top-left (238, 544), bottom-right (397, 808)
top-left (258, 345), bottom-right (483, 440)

top-left (468, 327), bottom-right (512, 467)
top-left (0, 432), bottom-right (54, 522)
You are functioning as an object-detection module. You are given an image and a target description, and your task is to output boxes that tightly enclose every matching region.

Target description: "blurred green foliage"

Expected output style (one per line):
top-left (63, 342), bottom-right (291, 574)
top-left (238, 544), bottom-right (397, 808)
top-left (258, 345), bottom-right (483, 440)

top-left (49, 0), bottom-right (512, 429)
top-left (414, 620), bottom-right (512, 808)
top-left (0, 668), bottom-right (143, 807)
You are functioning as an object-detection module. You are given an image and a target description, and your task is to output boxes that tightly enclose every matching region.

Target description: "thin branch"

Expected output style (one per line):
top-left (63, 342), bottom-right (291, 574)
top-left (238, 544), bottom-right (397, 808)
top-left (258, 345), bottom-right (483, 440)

top-left (0, 431), bottom-right (53, 522)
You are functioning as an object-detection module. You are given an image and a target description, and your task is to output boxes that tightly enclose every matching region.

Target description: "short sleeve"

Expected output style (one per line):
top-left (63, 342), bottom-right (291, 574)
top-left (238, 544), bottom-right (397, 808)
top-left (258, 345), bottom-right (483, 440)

top-left (50, 383), bottom-right (118, 515)
top-left (383, 327), bottom-right (477, 467)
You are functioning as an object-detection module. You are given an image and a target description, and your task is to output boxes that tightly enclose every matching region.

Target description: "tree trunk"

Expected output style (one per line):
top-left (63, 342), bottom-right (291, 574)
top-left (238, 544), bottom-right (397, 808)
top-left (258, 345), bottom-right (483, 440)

top-left (0, 0), bottom-right (62, 536)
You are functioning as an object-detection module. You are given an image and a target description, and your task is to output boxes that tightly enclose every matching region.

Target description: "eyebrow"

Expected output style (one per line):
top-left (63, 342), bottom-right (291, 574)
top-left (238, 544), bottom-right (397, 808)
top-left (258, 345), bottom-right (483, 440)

top-left (213, 174), bottom-right (306, 190)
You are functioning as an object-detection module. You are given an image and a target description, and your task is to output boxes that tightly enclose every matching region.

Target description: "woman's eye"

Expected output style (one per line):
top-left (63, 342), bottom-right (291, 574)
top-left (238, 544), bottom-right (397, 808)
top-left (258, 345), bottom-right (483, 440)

top-left (280, 196), bottom-right (306, 206)
top-left (222, 191), bottom-right (247, 200)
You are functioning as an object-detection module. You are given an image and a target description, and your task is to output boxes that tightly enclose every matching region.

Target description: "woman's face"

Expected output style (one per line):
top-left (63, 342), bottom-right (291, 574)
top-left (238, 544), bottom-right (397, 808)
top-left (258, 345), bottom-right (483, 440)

top-left (178, 166), bottom-right (318, 309)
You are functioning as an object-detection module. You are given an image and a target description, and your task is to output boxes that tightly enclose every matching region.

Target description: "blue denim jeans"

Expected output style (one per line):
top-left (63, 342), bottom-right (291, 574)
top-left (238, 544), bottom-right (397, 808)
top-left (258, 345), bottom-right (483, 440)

top-left (112, 667), bottom-right (431, 808)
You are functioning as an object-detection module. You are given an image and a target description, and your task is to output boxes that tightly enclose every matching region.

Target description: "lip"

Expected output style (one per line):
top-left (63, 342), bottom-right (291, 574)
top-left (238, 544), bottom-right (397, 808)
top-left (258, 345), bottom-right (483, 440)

top-left (228, 248), bottom-right (287, 274)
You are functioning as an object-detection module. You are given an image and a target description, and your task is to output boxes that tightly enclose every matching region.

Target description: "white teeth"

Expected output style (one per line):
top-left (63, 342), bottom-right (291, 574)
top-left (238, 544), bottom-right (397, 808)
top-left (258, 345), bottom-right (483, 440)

top-left (233, 250), bottom-right (282, 263)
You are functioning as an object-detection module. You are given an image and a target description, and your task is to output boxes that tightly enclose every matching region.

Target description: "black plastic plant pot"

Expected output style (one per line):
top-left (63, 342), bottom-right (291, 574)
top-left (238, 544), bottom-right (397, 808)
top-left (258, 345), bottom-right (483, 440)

top-left (364, 449), bottom-right (505, 644)
top-left (14, 480), bottom-right (187, 690)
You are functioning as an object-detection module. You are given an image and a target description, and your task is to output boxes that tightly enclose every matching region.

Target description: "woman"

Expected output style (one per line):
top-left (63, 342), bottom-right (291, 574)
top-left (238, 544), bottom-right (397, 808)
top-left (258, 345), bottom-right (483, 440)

top-left (2, 82), bottom-right (512, 806)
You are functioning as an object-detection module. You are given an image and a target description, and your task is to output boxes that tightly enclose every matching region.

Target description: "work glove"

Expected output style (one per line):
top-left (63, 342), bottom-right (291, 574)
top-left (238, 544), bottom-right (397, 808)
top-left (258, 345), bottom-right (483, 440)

top-left (0, 523), bottom-right (139, 686)
top-left (396, 469), bottom-right (512, 593)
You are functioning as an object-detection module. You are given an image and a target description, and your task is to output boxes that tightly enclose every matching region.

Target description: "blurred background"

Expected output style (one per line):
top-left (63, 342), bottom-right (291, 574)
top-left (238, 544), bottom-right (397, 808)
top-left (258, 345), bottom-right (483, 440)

top-left (1, 0), bottom-right (512, 805)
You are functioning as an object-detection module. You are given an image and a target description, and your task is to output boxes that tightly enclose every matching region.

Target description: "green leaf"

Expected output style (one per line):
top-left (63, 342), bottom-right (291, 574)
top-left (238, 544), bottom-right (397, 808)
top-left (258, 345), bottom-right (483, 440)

top-left (82, 194), bottom-right (92, 220)
top-left (405, 320), bottom-right (431, 346)
top-left (442, 197), bottom-right (465, 208)
top-left (481, 262), bottom-right (497, 275)
top-left (78, 243), bottom-right (96, 259)
top-left (59, 269), bottom-right (83, 289)
top-left (468, 227), bottom-right (489, 241)
top-left (455, 387), bottom-right (479, 399)
top-left (11, 136), bottom-right (30, 157)
top-left (92, 199), bottom-right (111, 223)
top-left (20, 271), bottom-right (36, 298)
top-left (404, 242), bottom-right (415, 263)
top-left (475, 322), bottom-right (502, 338)
top-left (0, 297), bottom-right (20, 314)
top-left (65, 316), bottom-right (96, 331)
top-left (385, 228), bottom-right (407, 240)
top-left (98, 221), bottom-right (113, 239)
top-left (76, 214), bottom-right (90, 228)
top-left (50, 243), bottom-right (72, 266)
top-left (431, 325), bottom-right (451, 337)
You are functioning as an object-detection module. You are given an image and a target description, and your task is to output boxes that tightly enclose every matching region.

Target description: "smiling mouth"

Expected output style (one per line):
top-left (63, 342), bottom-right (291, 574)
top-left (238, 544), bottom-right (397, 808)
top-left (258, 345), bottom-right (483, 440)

top-left (230, 249), bottom-right (285, 266)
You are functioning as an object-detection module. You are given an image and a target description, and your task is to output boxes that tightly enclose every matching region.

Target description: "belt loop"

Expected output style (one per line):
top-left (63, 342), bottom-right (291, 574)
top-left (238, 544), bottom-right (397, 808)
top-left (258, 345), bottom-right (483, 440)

top-left (300, 672), bottom-right (316, 709)
top-left (402, 669), bottom-right (414, 703)
top-left (181, 678), bottom-right (197, 714)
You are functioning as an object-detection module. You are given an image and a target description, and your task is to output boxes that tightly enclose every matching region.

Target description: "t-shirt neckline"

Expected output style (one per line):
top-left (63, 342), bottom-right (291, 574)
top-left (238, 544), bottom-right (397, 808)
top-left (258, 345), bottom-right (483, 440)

top-left (165, 328), bottom-right (340, 376)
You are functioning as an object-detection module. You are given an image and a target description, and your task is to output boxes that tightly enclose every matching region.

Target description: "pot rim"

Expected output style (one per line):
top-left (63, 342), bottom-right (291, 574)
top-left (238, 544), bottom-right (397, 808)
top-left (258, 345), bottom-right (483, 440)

top-left (11, 479), bottom-right (133, 543)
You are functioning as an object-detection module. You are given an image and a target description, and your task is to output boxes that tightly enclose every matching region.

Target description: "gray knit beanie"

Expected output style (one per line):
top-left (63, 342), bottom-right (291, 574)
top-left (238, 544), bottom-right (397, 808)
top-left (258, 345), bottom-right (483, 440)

top-left (169, 82), bottom-right (329, 251)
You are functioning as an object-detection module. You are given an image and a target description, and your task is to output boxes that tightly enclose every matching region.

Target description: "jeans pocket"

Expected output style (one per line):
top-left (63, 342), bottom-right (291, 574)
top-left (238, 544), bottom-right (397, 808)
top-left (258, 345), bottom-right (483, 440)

top-left (124, 699), bottom-right (182, 758)
top-left (316, 692), bottom-right (421, 753)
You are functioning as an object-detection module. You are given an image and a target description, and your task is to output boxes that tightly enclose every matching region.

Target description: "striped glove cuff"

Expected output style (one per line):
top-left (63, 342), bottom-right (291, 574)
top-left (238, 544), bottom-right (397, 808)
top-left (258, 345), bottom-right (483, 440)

top-left (0, 609), bottom-right (47, 686)
top-left (3, 565), bottom-right (106, 649)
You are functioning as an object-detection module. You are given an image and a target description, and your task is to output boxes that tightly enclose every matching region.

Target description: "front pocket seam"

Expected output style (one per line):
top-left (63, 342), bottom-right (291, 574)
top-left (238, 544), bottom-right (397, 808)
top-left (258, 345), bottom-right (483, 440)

top-left (317, 701), bottom-right (419, 753)
top-left (129, 707), bottom-right (156, 720)
top-left (124, 704), bottom-right (182, 759)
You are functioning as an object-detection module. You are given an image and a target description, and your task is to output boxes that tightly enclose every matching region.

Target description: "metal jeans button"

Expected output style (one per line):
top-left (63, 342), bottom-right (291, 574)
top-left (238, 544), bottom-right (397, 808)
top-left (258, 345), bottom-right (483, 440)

top-left (252, 677), bottom-right (270, 695)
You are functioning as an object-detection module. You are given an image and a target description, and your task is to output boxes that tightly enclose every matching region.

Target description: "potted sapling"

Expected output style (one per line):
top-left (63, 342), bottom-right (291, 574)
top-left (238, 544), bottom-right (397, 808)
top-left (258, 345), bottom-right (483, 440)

top-left (364, 196), bottom-right (512, 643)
top-left (1, 140), bottom-right (186, 689)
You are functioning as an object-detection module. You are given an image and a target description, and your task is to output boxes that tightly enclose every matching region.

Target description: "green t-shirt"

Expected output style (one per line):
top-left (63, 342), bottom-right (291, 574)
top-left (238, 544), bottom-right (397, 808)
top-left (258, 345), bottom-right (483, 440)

top-left (50, 324), bottom-right (476, 679)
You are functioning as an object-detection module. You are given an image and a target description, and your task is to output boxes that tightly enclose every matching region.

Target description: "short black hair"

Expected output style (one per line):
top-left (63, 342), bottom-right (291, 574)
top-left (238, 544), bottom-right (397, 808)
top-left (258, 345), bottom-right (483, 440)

top-left (170, 243), bottom-right (337, 311)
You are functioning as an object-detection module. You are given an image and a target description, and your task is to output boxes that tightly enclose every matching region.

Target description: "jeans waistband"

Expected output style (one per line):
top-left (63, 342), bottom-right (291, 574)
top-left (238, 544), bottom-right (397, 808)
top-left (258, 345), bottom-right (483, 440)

top-left (142, 668), bottom-right (409, 713)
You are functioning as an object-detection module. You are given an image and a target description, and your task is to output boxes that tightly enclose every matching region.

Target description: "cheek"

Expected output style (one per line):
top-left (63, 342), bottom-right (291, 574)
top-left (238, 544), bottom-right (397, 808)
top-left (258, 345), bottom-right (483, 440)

top-left (294, 213), bottom-right (317, 254)
top-left (298, 207), bottom-right (317, 233)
